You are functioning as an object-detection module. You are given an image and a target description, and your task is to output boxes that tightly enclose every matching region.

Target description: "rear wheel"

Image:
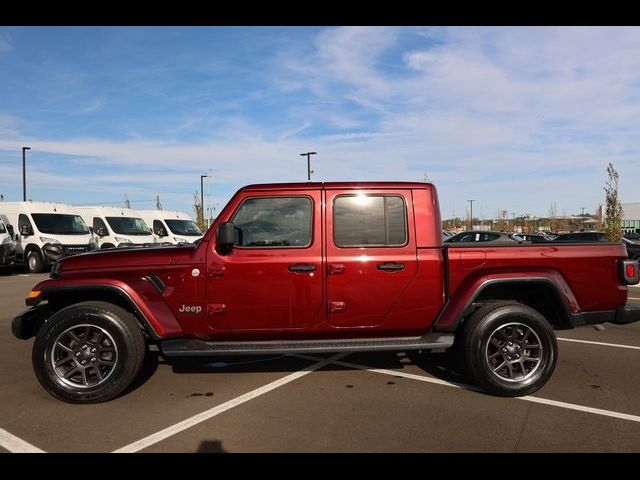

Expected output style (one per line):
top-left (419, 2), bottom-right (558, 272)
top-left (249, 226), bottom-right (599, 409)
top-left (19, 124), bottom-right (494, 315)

top-left (32, 301), bottom-right (146, 403)
top-left (462, 301), bottom-right (557, 397)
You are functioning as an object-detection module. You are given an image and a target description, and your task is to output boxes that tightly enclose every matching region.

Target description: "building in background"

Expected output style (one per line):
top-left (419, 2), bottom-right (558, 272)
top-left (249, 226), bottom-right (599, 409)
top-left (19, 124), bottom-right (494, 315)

top-left (622, 203), bottom-right (640, 233)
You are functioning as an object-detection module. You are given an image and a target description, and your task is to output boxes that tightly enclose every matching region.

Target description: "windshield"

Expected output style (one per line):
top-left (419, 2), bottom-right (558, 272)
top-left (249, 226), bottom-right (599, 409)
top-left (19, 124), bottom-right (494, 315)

top-left (105, 217), bottom-right (150, 236)
top-left (165, 219), bottom-right (202, 236)
top-left (31, 214), bottom-right (89, 235)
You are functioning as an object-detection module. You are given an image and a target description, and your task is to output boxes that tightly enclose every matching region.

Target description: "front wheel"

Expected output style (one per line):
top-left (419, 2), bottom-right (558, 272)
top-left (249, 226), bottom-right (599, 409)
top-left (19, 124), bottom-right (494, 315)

top-left (462, 302), bottom-right (557, 397)
top-left (32, 301), bottom-right (146, 403)
top-left (27, 250), bottom-right (44, 273)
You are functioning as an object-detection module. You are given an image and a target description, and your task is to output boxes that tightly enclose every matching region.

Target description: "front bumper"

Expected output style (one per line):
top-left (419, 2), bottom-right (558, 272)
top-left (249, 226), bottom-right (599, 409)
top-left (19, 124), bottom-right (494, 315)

top-left (0, 243), bottom-right (16, 266)
top-left (42, 243), bottom-right (90, 264)
top-left (12, 305), bottom-right (51, 340)
top-left (613, 305), bottom-right (640, 324)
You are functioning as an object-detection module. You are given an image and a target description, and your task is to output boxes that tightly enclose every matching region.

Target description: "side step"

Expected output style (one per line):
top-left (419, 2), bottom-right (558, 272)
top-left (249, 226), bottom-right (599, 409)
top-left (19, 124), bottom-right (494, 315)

top-left (160, 333), bottom-right (455, 357)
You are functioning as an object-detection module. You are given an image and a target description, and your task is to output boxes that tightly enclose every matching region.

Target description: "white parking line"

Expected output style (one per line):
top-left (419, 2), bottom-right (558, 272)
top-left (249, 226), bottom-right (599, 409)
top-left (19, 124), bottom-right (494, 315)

top-left (112, 352), bottom-right (347, 453)
top-left (294, 354), bottom-right (640, 425)
top-left (558, 337), bottom-right (640, 351)
top-left (629, 297), bottom-right (640, 300)
top-left (0, 427), bottom-right (45, 453)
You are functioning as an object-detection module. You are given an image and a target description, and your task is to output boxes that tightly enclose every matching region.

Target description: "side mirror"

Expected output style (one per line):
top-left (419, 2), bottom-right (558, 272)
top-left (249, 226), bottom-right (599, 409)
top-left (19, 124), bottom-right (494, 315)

top-left (96, 226), bottom-right (107, 237)
top-left (7, 224), bottom-right (14, 238)
top-left (88, 226), bottom-right (94, 234)
top-left (216, 222), bottom-right (235, 253)
top-left (20, 225), bottom-right (32, 237)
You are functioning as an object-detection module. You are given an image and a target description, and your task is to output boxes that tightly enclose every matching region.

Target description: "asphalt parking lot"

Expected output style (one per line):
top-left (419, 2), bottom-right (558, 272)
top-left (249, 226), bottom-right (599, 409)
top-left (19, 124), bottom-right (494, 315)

top-left (1, 271), bottom-right (639, 452)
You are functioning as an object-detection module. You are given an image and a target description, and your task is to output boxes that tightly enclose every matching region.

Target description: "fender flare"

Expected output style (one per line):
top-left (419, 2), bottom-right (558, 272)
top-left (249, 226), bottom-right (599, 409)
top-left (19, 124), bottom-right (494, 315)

top-left (434, 274), bottom-right (579, 332)
top-left (33, 280), bottom-right (184, 340)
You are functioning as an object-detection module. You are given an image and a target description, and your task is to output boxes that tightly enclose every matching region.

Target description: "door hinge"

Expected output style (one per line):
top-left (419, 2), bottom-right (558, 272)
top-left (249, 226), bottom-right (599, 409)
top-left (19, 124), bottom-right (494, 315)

top-left (328, 301), bottom-right (346, 313)
top-left (208, 264), bottom-right (225, 278)
top-left (207, 304), bottom-right (226, 315)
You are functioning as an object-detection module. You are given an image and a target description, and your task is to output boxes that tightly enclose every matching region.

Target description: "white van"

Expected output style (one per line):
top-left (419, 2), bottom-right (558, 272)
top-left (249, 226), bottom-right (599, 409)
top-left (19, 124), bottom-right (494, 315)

top-left (0, 202), bottom-right (95, 273)
top-left (76, 206), bottom-right (155, 249)
top-left (137, 210), bottom-right (203, 244)
top-left (0, 216), bottom-right (16, 270)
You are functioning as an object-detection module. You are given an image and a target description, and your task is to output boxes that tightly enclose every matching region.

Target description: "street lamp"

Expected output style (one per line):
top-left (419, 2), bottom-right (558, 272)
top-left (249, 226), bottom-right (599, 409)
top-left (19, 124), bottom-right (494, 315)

top-left (467, 199), bottom-right (475, 230)
top-left (22, 147), bottom-right (31, 201)
top-left (300, 151), bottom-right (317, 182)
top-left (200, 174), bottom-right (209, 227)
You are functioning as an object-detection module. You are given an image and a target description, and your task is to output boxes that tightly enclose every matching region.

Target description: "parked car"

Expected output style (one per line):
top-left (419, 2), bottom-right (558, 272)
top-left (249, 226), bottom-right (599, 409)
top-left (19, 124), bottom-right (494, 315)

top-left (137, 209), bottom-right (203, 245)
top-left (553, 232), bottom-right (608, 242)
top-left (0, 202), bottom-right (95, 273)
top-left (445, 230), bottom-right (521, 243)
top-left (0, 216), bottom-right (16, 271)
top-left (623, 238), bottom-right (640, 260)
top-left (624, 232), bottom-right (640, 240)
top-left (76, 206), bottom-right (155, 249)
top-left (517, 234), bottom-right (557, 243)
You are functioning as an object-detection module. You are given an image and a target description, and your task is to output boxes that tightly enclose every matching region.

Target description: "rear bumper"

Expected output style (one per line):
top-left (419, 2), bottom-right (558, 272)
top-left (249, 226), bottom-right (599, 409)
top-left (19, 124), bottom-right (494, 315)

top-left (613, 305), bottom-right (640, 324)
top-left (0, 243), bottom-right (16, 266)
top-left (573, 305), bottom-right (640, 327)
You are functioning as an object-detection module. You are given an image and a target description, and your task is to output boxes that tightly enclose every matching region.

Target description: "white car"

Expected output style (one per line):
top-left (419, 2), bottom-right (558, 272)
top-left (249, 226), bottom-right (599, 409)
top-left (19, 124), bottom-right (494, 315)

top-left (0, 216), bottom-right (16, 270)
top-left (137, 210), bottom-right (203, 244)
top-left (76, 206), bottom-right (155, 249)
top-left (0, 202), bottom-right (94, 273)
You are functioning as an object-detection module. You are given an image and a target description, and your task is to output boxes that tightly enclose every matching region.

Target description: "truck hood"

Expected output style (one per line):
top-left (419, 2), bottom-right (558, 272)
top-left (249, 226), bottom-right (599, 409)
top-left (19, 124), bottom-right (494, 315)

top-left (57, 243), bottom-right (199, 272)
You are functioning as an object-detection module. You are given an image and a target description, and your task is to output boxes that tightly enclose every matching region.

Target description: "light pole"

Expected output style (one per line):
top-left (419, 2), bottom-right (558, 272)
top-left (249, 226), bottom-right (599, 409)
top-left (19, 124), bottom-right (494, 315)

top-left (22, 147), bottom-right (31, 201)
top-left (467, 199), bottom-right (475, 230)
top-left (300, 151), bottom-right (316, 182)
top-left (200, 174), bottom-right (209, 227)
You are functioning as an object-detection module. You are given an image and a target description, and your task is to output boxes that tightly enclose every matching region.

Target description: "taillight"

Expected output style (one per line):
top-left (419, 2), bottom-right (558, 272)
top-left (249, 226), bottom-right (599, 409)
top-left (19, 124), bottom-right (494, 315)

top-left (621, 260), bottom-right (639, 285)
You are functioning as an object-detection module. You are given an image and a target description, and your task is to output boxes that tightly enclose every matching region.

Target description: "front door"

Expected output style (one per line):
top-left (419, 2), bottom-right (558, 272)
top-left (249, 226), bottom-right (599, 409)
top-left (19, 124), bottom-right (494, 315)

top-left (207, 190), bottom-right (324, 331)
top-left (325, 189), bottom-right (418, 328)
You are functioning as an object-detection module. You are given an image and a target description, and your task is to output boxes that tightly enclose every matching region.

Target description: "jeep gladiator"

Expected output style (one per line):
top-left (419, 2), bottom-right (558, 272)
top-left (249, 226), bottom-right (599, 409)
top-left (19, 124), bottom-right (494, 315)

top-left (12, 182), bottom-right (640, 403)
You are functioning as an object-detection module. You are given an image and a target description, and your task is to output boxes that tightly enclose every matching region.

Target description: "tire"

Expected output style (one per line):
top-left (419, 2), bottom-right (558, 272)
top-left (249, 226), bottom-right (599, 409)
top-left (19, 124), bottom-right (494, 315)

top-left (27, 250), bottom-right (44, 273)
top-left (32, 301), bottom-right (146, 403)
top-left (462, 301), bottom-right (557, 397)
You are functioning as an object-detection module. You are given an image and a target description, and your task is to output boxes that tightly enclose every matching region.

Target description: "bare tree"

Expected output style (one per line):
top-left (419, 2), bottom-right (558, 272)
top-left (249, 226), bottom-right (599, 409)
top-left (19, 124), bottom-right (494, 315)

top-left (193, 190), bottom-right (204, 231)
top-left (603, 163), bottom-right (624, 242)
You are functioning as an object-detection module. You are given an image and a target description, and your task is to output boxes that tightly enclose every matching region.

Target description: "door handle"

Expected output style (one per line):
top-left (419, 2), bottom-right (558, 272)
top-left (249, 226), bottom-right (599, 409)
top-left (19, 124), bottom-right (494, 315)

top-left (377, 263), bottom-right (405, 272)
top-left (288, 264), bottom-right (316, 273)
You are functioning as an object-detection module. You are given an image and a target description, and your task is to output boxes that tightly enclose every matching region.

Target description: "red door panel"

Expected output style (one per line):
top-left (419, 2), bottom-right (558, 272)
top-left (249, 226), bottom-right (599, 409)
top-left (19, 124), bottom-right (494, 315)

top-left (206, 190), bottom-right (323, 332)
top-left (325, 189), bottom-right (418, 328)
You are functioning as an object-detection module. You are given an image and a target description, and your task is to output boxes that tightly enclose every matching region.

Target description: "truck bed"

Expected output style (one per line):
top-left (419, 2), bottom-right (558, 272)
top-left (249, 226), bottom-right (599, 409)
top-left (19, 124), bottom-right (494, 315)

top-left (445, 242), bottom-right (628, 313)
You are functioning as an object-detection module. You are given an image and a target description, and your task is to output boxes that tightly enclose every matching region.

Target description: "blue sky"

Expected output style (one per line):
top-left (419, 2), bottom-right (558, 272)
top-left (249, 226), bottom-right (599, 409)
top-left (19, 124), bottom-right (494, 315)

top-left (1, 26), bottom-right (639, 220)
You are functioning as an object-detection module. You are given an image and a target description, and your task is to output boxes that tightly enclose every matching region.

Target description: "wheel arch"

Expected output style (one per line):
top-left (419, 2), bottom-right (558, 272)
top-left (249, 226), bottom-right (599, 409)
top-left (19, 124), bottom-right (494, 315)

top-left (37, 284), bottom-right (169, 340)
top-left (435, 276), bottom-right (578, 332)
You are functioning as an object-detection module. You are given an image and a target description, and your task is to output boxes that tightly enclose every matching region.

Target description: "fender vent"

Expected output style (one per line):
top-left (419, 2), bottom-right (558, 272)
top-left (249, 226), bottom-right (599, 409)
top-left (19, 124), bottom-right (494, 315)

top-left (144, 275), bottom-right (166, 294)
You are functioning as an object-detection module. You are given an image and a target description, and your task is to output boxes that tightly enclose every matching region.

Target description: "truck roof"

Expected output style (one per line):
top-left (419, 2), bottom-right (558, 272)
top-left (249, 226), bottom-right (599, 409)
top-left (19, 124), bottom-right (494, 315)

top-left (239, 181), bottom-right (434, 192)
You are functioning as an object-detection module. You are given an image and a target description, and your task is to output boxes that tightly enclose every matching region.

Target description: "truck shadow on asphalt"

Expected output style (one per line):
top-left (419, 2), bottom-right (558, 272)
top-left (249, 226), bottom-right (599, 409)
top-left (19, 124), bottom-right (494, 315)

top-left (135, 348), bottom-right (479, 394)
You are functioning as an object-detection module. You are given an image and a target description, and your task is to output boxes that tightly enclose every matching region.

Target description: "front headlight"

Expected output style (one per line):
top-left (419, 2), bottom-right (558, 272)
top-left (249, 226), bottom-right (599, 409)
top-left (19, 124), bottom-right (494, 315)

top-left (173, 237), bottom-right (188, 243)
top-left (88, 237), bottom-right (98, 251)
top-left (40, 237), bottom-right (61, 244)
top-left (115, 237), bottom-right (131, 244)
top-left (1, 236), bottom-right (12, 245)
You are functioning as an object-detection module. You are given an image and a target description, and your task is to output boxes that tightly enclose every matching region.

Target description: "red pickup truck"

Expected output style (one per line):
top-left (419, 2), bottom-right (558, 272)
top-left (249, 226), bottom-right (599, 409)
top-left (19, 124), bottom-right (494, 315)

top-left (12, 182), bottom-right (640, 403)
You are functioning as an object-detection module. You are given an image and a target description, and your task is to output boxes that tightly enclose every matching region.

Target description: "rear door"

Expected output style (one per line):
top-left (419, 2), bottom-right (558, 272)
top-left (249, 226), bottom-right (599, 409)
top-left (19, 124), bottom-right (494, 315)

top-left (325, 189), bottom-right (418, 328)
